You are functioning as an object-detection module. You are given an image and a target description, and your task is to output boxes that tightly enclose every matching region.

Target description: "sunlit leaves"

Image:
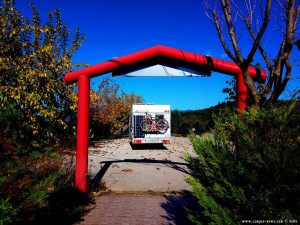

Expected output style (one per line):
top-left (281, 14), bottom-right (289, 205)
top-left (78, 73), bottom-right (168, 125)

top-left (90, 78), bottom-right (143, 136)
top-left (0, 0), bottom-right (85, 139)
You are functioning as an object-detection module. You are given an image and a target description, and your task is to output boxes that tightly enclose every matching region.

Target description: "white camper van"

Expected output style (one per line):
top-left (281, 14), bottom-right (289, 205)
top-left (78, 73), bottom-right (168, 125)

top-left (129, 104), bottom-right (171, 144)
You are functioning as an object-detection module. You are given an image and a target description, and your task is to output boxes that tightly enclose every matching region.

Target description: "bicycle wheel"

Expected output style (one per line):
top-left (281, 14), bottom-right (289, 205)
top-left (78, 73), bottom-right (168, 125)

top-left (140, 121), bottom-right (151, 131)
top-left (157, 119), bottom-right (169, 133)
top-left (140, 121), bottom-right (146, 131)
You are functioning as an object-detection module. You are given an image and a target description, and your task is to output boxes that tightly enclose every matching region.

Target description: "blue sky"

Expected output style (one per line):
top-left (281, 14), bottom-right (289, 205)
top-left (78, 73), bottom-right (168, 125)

top-left (14, 0), bottom-right (300, 110)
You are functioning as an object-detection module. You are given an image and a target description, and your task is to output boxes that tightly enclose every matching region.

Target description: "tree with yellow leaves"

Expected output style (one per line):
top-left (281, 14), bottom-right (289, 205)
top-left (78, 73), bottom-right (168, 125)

top-left (90, 78), bottom-right (143, 138)
top-left (0, 0), bottom-right (85, 150)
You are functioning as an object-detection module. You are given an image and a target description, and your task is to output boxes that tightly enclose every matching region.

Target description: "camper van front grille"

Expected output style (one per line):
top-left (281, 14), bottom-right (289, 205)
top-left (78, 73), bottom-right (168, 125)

top-left (133, 115), bottom-right (145, 138)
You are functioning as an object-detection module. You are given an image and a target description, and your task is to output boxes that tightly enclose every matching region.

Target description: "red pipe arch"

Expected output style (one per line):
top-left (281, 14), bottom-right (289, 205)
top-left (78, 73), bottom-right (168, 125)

top-left (64, 45), bottom-right (266, 192)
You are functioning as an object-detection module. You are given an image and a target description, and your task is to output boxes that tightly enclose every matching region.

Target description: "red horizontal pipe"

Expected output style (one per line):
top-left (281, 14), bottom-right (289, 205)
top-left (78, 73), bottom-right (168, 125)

top-left (64, 45), bottom-right (266, 84)
top-left (65, 46), bottom-right (160, 83)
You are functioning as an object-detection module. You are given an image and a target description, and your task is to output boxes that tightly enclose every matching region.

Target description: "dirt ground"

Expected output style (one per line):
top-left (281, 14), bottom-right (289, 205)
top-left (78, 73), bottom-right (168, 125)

top-left (87, 136), bottom-right (197, 194)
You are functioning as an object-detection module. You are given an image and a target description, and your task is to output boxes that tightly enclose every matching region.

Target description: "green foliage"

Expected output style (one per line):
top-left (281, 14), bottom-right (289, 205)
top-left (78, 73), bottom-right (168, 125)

top-left (0, 1), bottom-right (92, 223)
top-left (222, 78), bottom-right (236, 102)
top-left (0, 0), bottom-right (85, 143)
top-left (171, 109), bottom-right (183, 134)
top-left (171, 102), bottom-right (235, 135)
top-left (0, 150), bottom-right (91, 224)
top-left (90, 77), bottom-right (144, 138)
top-left (186, 100), bottom-right (300, 224)
top-left (0, 198), bottom-right (18, 225)
top-left (0, 104), bottom-right (54, 155)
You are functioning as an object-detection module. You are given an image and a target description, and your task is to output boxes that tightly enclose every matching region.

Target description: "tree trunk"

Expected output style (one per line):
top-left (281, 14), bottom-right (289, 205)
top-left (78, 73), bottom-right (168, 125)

top-left (242, 68), bottom-right (260, 106)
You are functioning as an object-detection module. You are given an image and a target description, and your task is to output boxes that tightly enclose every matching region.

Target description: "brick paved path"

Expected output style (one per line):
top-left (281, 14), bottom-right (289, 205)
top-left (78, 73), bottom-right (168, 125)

top-left (74, 194), bottom-right (197, 225)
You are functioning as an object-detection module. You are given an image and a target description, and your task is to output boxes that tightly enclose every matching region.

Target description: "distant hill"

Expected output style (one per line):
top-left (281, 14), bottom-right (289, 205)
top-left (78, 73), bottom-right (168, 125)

top-left (171, 101), bottom-right (235, 135)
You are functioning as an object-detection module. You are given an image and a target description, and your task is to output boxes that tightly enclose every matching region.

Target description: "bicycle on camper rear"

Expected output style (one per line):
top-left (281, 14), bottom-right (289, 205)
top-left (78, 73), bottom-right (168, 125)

top-left (140, 113), bottom-right (169, 133)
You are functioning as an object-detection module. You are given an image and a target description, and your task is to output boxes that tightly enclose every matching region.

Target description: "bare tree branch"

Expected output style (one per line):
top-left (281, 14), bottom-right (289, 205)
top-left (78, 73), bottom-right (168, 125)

top-left (245, 22), bottom-right (272, 69)
top-left (246, 0), bottom-right (272, 64)
top-left (204, 0), bottom-right (300, 106)
top-left (221, 0), bottom-right (244, 63)
top-left (203, 0), bottom-right (237, 61)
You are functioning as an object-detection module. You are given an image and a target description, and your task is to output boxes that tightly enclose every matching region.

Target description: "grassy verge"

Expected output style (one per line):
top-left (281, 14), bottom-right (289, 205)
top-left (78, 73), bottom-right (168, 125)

top-left (0, 146), bottom-right (94, 225)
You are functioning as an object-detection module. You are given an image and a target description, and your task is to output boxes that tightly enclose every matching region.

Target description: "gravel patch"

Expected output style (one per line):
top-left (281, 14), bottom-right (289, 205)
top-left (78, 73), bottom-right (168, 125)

top-left (88, 136), bottom-right (196, 193)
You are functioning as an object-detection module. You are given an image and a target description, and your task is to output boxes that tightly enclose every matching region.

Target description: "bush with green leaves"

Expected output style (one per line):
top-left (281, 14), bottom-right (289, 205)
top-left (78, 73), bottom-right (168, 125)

top-left (0, 105), bottom-right (55, 155)
top-left (186, 100), bottom-right (300, 224)
top-left (0, 149), bottom-right (92, 225)
top-left (0, 198), bottom-right (18, 225)
top-left (0, 1), bottom-right (92, 224)
top-left (0, 0), bottom-right (85, 144)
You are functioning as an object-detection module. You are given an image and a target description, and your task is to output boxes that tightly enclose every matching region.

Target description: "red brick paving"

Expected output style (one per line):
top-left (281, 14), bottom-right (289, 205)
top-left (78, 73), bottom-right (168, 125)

top-left (74, 194), bottom-right (197, 225)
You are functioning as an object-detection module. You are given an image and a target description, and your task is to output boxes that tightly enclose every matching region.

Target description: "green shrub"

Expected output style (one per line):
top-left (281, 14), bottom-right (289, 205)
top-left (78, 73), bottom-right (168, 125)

top-left (0, 105), bottom-right (55, 155)
top-left (186, 100), bottom-right (300, 224)
top-left (0, 198), bottom-right (18, 225)
top-left (0, 150), bottom-right (83, 224)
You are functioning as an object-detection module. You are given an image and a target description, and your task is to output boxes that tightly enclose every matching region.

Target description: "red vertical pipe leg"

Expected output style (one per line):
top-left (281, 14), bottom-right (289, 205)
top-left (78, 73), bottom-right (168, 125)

top-left (75, 74), bottom-right (90, 193)
top-left (236, 72), bottom-right (248, 112)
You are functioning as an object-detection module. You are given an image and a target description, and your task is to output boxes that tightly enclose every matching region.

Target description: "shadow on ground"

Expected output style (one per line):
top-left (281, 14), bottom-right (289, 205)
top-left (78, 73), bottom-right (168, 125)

top-left (21, 187), bottom-right (94, 225)
top-left (91, 158), bottom-right (191, 187)
top-left (161, 191), bottom-right (200, 225)
top-left (130, 142), bottom-right (168, 150)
